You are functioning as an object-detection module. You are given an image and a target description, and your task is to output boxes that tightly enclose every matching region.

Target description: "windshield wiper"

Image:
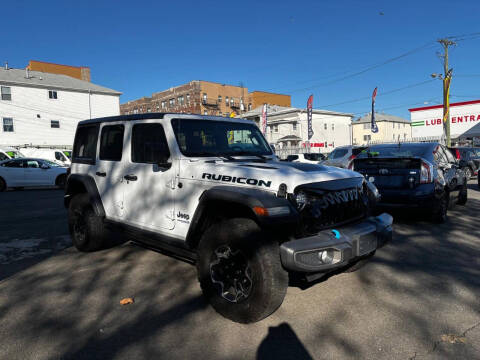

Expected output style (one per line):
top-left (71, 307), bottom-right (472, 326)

top-left (229, 151), bottom-right (270, 161)
top-left (189, 152), bottom-right (234, 160)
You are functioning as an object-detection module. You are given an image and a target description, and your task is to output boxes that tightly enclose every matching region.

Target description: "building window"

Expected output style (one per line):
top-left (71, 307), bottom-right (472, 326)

top-left (147, 108), bottom-right (151, 113)
top-left (1, 86), bottom-right (11, 101)
top-left (48, 90), bottom-right (58, 99)
top-left (293, 123), bottom-right (297, 131)
top-left (274, 125), bottom-right (278, 133)
top-left (204, 110), bottom-right (208, 115)
top-left (51, 120), bottom-right (60, 128)
top-left (178, 95), bottom-right (184, 105)
top-left (161, 101), bottom-right (166, 109)
top-left (225, 96), bottom-right (229, 105)
top-left (156, 104), bottom-right (159, 111)
top-left (169, 98), bottom-right (175, 106)
top-left (202, 93), bottom-right (207, 103)
top-left (186, 94), bottom-right (190, 103)
top-left (332, 123), bottom-right (334, 130)
top-left (230, 98), bottom-right (234, 106)
top-left (218, 95), bottom-right (222, 103)
top-left (363, 135), bottom-right (371, 141)
top-left (248, 104), bottom-right (252, 111)
top-left (133, 109), bottom-right (138, 114)
top-left (363, 123), bottom-right (371, 130)
top-left (3, 117), bottom-right (13, 132)
top-left (324, 123), bottom-right (327, 130)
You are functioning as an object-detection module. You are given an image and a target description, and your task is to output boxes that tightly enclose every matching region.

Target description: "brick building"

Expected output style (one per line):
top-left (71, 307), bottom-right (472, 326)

top-left (120, 80), bottom-right (291, 117)
top-left (26, 60), bottom-right (91, 82)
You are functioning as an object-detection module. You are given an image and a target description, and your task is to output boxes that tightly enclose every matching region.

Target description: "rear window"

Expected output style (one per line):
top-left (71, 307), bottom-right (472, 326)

top-left (73, 125), bottom-right (99, 164)
top-left (352, 147), bottom-right (368, 156)
top-left (303, 153), bottom-right (322, 161)
top-left (356, 145), bottom-right (430, 158)
top-left (287, 155), bottom-right (298, 161)
top-left (330, 149), bottom-right (348, 159)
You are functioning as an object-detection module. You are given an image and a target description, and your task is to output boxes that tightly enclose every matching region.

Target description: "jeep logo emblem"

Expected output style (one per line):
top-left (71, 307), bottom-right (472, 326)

top-left (177, 211), bottom-right (190, 220)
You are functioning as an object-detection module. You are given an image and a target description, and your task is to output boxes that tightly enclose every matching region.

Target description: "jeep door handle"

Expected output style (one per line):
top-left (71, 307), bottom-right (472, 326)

top-left (95, 171), bottom-right (106, 177)
top-left (124, 174), bottom-right (138, 181)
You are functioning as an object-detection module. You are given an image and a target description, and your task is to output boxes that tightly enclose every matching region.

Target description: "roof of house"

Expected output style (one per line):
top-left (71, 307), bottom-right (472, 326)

top-left (354, 112), bottom-right (410, 124)
top-left (240, 105), bottom-right (353, 119)
top-left (0, 67), bottom-right (121, 95)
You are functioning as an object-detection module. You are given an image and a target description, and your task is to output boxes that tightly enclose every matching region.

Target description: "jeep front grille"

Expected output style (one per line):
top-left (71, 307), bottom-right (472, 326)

top-left (295, 186), bottom-right (369, 236)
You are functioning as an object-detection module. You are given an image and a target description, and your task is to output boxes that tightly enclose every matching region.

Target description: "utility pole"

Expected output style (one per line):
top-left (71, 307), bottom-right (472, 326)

top-left (438, 39), bottom-right (455, 147)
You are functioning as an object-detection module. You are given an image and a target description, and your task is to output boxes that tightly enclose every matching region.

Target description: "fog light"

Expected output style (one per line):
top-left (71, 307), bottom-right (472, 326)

top-left (318, 250), bottom-right (334, 264)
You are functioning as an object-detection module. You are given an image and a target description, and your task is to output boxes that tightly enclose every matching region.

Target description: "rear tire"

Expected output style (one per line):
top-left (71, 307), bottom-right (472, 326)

top-left (457, 183), bottom-right (468, 205)
top-left (56, 174), bottom-right (66, 189)
top-left (464, 167), bottom-right (472, 180)
top-left (432, 192), bottom-right (448, 223)
top-left (0, 177), bottom-right (6, 192)
top-left (68, 193), bottom-right (107, 252)
top-left (196, 218), bottom-right (288, 323)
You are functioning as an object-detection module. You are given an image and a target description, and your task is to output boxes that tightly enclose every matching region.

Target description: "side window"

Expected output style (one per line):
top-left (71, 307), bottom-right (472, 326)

top-left (0, 153), bottom-right (8, 161)
top-left (73, 125), bottom-right (99, 164)
top-left (55, 152), bottom-right (63, 161)
top-left (99, 125), bottom-right (124, 161)
top-left (131, 123), bottom-right (170, 164)
top-left (2, 160), bottom-right (23, 167)
top-left (332, 149), bottom-right (348, 159)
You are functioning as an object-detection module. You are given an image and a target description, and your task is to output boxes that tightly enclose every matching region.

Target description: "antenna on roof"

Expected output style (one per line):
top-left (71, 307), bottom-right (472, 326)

top-left (25, 68), bottom-right (30, 79)
top-left (4, 61), bottom-right (8, 70)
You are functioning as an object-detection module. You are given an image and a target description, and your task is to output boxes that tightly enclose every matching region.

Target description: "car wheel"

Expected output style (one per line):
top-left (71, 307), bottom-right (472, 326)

top-left (197, 218), bottom-right (288, 323)
top-left (457, 183), bottom-right (468, 205)
top-left (344, 251), bottom-right (376, 273)
top-left (432, 192), bottom-right (448, 223)
top-left (0, 177), bottom-right (6, 192)
top-left (68, 193), bottom-right (107, 252)
top-left (56, 174), bottom-right (66, 189)
top-left (464, 167), bottom-right (472, 180)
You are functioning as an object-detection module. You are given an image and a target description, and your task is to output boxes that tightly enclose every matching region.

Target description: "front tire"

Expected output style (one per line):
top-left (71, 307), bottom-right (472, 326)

top-left (464, 167), bottom-right (472, 180)
top-left (457, 183), bottom-right (468, 205)
top-left (196, 218), bottom-right (288, 323)
top-left (68, 194), bottom-right (107, 252)
top-left (56, 174), bottom-right (66, 189)
top-left (432, 192), bottom-right (448, 223)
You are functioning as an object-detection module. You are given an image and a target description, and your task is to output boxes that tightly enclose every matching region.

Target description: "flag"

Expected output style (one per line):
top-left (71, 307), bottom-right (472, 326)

top-left (371, 87), bottom-right (379, 133)
top-left (261, 104), bottom-right (267, 135)
top-left (307, 94), bottom-right (314, 140)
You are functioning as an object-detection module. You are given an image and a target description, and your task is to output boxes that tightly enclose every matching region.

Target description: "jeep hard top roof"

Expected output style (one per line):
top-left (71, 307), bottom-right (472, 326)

top-left (78, 113), bottom-right (253, 126)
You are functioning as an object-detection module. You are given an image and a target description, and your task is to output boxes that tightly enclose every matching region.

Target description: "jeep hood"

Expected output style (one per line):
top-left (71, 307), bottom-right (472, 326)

top-left (181, 159), bottom-right (363, 193)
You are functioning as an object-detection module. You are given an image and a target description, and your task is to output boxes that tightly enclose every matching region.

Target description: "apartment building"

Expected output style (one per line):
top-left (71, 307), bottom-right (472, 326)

top-left (352, 112), bottom-right (411, 145)
top-left (120, 80), bottom-right (291, 117)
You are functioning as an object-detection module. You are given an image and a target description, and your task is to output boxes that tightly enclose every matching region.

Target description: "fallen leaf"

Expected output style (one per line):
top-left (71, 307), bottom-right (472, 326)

top-left (440, 334), bottom-right (466, 344)
top-left (120, 297), bottom-right (134, 305)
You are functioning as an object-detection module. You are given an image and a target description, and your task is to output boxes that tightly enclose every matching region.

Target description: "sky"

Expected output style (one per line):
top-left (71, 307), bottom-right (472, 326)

top-left (2, 0), bottom-right (480, 119)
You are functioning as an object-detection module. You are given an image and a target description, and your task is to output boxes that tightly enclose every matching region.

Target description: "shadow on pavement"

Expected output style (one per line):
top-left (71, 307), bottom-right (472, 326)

top-left (257, 323), bottom-right (313, 360)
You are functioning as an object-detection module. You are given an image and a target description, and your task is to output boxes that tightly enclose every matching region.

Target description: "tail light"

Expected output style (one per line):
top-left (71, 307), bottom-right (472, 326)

top-left (455, 149), bottom-right (461, 160)
top-left (420, 160), bottom-right (433, 183)
top-left (347, 154), bottom-right (356, 170)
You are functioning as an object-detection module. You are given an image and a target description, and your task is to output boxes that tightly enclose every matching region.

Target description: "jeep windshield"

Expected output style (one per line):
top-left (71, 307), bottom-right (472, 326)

top-left (171, 119), bottom-right (273, 157)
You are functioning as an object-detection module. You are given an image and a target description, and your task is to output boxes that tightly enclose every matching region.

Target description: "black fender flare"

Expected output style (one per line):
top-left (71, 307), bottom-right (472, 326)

top-left (64, 174), bottom-right (105, 217)
top-left (186, 185), bottom-right (298, 248)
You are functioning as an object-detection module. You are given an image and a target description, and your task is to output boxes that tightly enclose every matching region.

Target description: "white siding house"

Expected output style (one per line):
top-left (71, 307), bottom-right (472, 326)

top-left (241, 105), bottom-right (353, 154)
top-left (0, 67), bottom-right (121, 146)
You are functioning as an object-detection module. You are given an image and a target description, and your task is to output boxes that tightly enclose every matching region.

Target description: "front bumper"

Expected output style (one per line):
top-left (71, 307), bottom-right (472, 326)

top-left (280, 213), bottom-right (393, 273)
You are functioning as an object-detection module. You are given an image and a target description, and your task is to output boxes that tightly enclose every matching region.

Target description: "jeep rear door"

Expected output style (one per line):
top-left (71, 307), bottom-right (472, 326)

top-left (122, 122), bottom-right (175, 231)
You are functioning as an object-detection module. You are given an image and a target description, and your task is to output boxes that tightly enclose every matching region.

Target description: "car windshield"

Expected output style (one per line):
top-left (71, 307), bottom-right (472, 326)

top-left (6, 150), bottom-right (24, 158)
top-left (356, 145), bottom-right (431, 158)
top-left (171, 119), bottom-right (273, 157)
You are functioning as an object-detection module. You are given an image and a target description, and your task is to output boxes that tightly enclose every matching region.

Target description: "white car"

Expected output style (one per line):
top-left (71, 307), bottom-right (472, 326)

top-left (20, 148), bottom-right (71, 166)
top-left (286, 153), bottom-right (326, 164)
top-left (0, 147), bottom-right (25, 162)
top-left (0, 158), bottom-right (68, 191)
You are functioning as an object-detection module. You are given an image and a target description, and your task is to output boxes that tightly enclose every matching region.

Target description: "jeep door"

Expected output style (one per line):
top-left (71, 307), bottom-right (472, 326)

top-left (94, 123), bottom-right (126, 221)
top-left (122, 122), bottom-right (175, 231)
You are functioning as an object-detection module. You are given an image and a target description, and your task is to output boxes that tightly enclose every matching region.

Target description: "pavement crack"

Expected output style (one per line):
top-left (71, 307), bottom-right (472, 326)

top-left (407, 320), bottom-right (480, 360)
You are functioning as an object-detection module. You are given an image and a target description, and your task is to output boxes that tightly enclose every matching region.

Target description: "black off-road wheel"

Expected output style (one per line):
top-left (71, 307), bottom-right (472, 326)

top-left (0, 177), bottom-right (7, 192)
top-left (68, 193), bottom-right (107, 252)
top-left (432, 192), bottom-right (448, 223)
top-left (56, 174), bottom-right (67, 189)
top-left (196, 218), bottom-right (288, 323)
top-left (344, 251), bottom-right (376, 273)
top-left (457, 183), bottom-right (468, 205)
top-left (464, 167), bottom-right (472, 180)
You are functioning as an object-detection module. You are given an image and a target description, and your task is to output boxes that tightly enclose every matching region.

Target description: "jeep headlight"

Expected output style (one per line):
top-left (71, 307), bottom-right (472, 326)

top-left (294, 191), bottom-right (308, 210)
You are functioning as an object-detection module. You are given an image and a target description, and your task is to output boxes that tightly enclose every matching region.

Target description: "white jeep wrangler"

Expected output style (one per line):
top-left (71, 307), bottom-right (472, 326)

top-left (65, 113), bottom-right (393, 323)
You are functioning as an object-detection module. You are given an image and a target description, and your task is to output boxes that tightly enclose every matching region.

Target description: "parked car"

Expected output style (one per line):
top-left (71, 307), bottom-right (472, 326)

top-left (0, 158), bottom-right (68, 191)
top-left (448, 147), bottom-right (480, 179)
top-left (352, 142), bottom-right (467, 223)
top-left (20, 148), bottom-right (71, 166)
top-left (65, 113), bottom-right (392, 323)
top-left (322, 145), bottom-right (368, 168)
top-left (0, 146), bottom-right (25, 161)
top-left (286, 153), bottom-right (326, 163)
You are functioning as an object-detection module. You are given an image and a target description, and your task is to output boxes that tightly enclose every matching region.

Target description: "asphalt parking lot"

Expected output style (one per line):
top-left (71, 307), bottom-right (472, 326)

top-left (0, 186), bottom-right (479, 360)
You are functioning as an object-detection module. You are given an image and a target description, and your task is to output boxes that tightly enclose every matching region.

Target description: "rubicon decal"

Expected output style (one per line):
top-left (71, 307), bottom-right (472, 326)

top-left (202, 173), bottom-right (272, 188)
